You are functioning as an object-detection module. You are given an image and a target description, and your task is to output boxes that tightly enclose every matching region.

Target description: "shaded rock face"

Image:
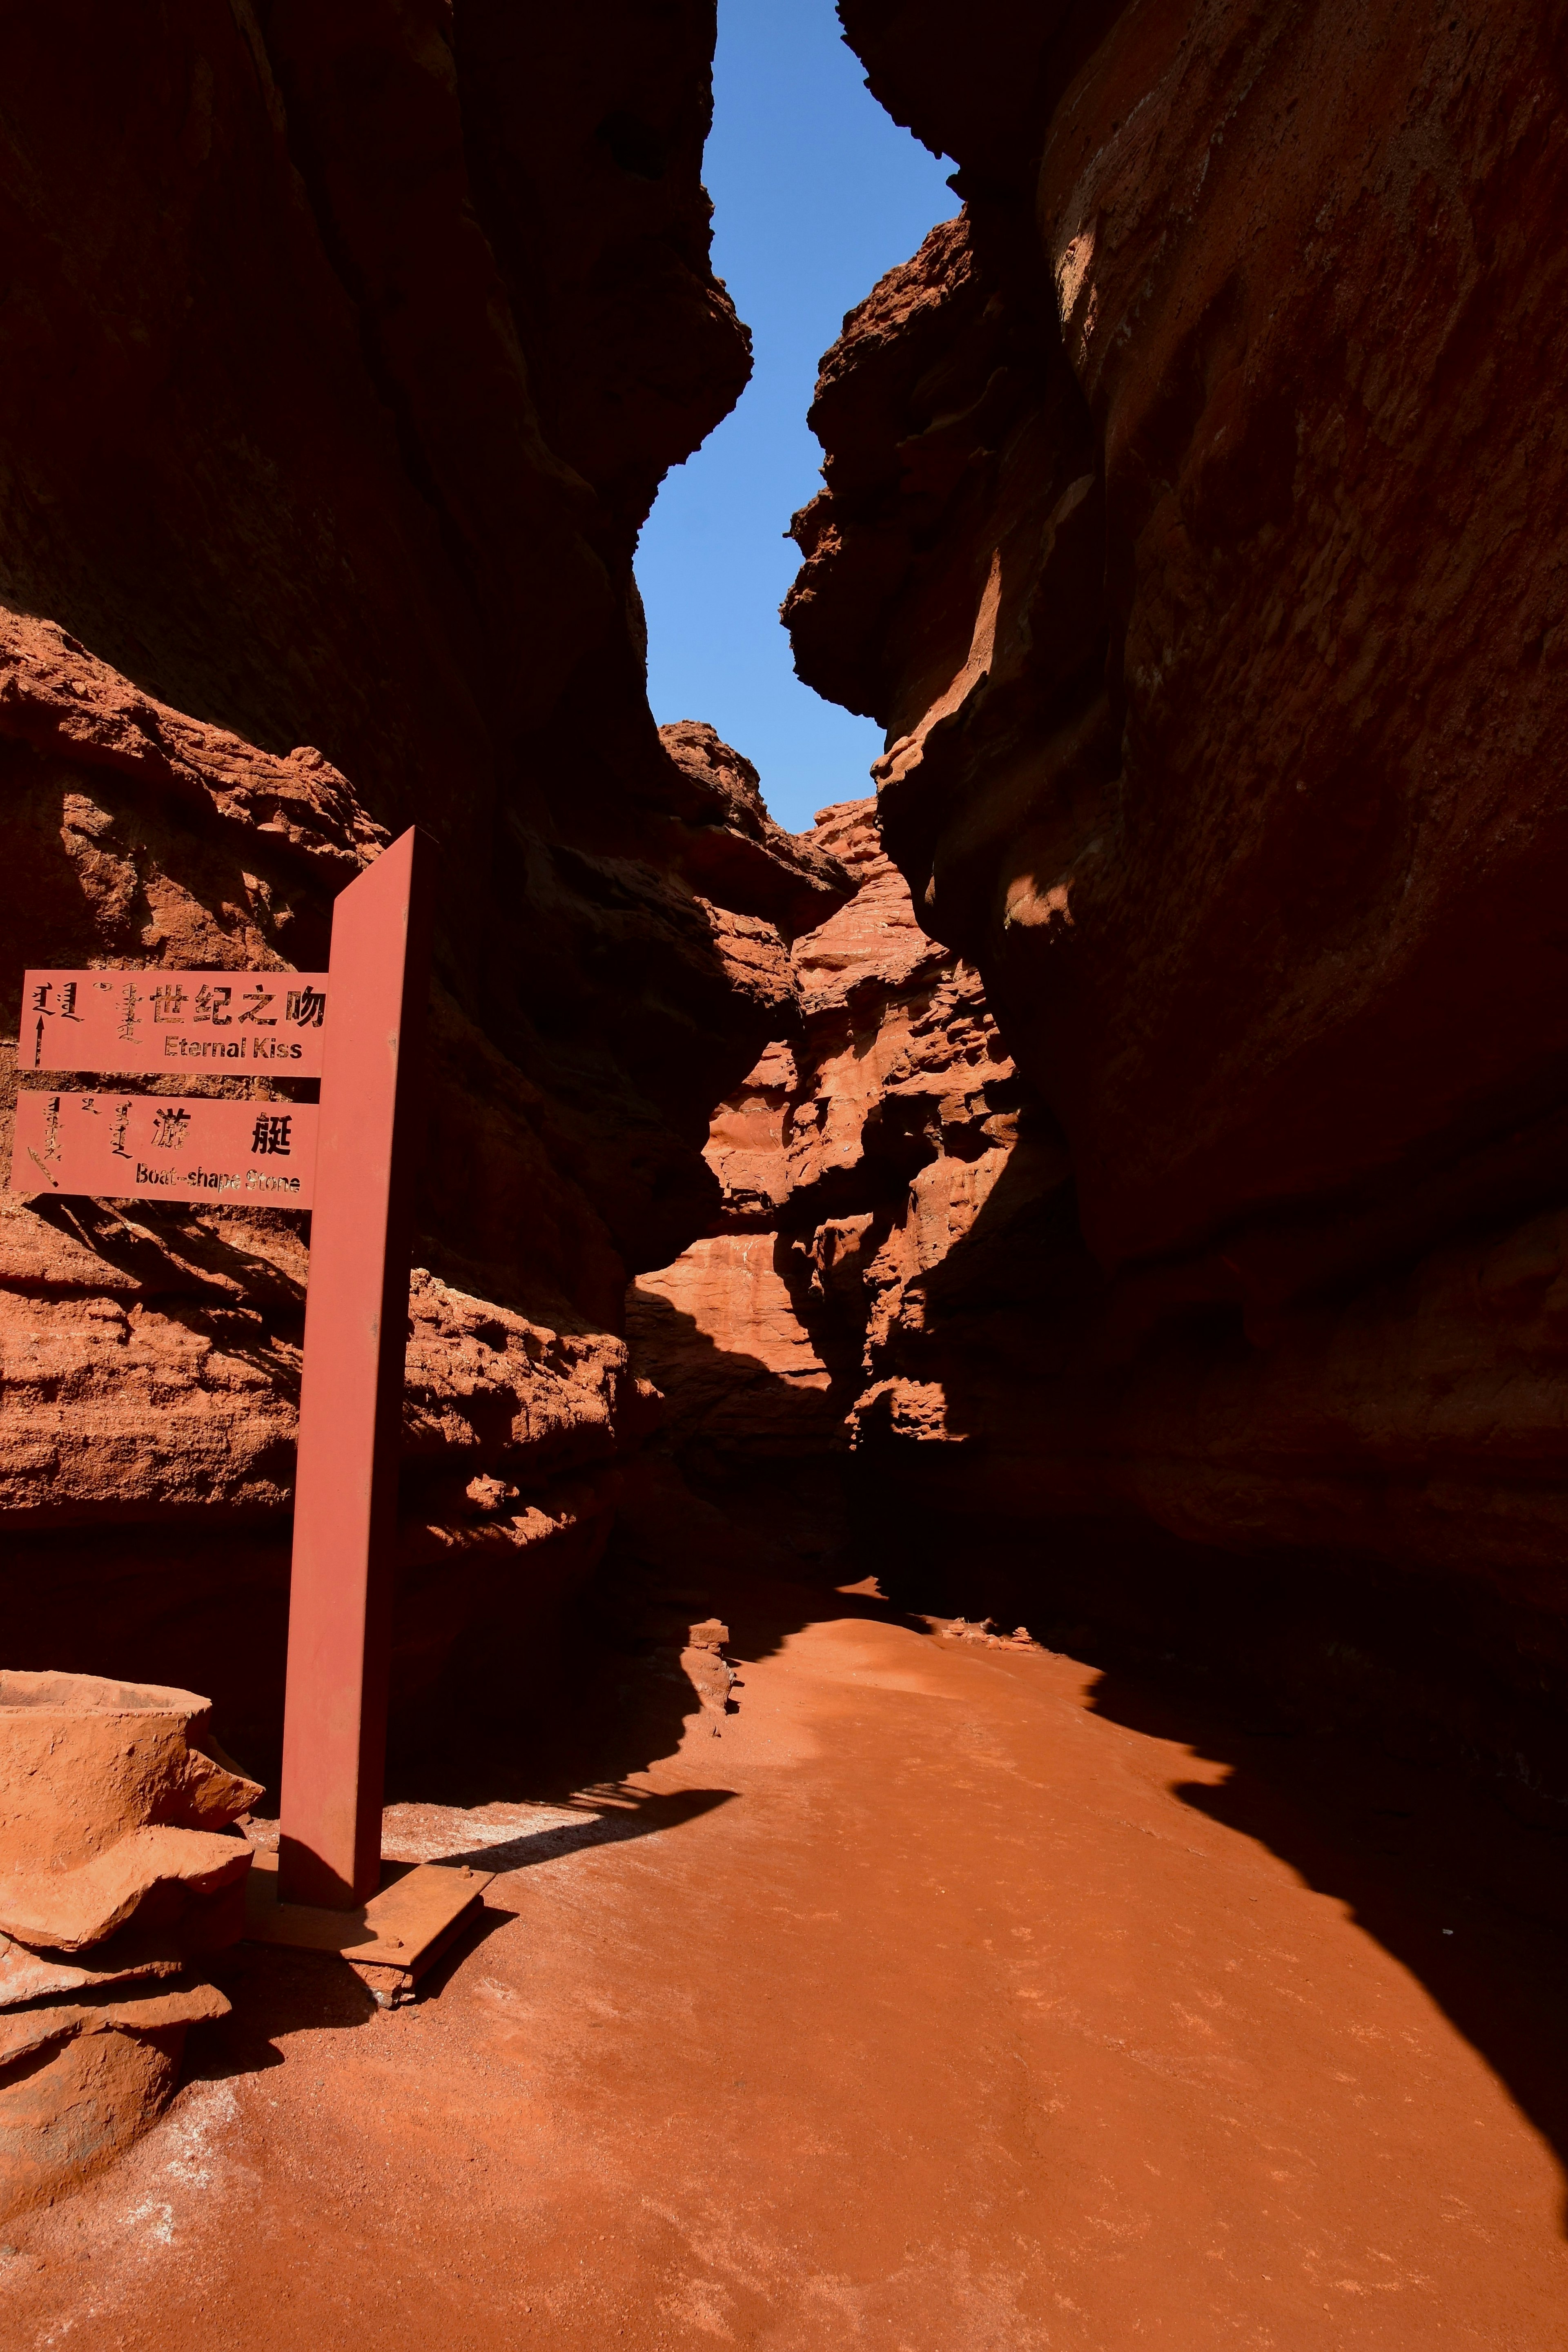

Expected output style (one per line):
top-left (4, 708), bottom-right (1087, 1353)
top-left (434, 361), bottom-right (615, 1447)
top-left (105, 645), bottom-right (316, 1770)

top-left (805, 1), bottom-right (1568, 1281)
top-left (0, 6), bottom-right (846, 1764)
top-left (765, 2), bottom-right (1568, 1809)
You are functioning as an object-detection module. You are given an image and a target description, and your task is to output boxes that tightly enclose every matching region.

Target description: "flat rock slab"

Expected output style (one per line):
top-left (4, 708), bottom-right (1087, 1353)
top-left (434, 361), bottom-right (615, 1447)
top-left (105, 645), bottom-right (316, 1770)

top-left (0, 1976), bottom-right (229, 2070)
top-left (0, 1827), bottom-right (254, 1953)
top-left (243, 1853), bottom-right (492, 1996)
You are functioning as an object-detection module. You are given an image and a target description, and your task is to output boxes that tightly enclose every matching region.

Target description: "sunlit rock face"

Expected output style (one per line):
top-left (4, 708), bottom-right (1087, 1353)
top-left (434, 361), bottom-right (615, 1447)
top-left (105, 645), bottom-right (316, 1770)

top-left (624, 799), bottom-right (1040, 1564)
top-left (0, 1671), bottom-right (259, 2220)
top-left (0, 4), bottom-right (848, 1761)
top-left (770, 2), bottom-right (1568, 1810)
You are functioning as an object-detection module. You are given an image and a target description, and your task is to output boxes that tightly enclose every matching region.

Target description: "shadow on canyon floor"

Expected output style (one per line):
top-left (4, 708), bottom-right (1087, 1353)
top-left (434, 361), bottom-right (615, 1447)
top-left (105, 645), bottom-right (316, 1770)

top-left (602, 1288), bottom-right (1568, 2211)
top-left (194, 1788), bottom-right (736, 2072)
top-left (1086, 1658), bottom-right (1568, 2225)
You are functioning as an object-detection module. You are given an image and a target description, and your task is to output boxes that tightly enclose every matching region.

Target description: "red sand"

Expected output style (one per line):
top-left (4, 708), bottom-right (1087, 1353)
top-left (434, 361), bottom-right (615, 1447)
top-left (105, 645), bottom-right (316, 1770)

top-left (3, 1582), bottom-right (1564, 2349)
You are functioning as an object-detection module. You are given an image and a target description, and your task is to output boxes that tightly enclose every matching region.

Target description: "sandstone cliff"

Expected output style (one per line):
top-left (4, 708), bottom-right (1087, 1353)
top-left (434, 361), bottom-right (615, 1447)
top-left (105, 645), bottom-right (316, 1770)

top-left (0, 5), bottom-right (846, 1765)
top-left (762, 3), bottom-right (1568, 1814)
top-left (626, 799), bottom-right (1027, 1566)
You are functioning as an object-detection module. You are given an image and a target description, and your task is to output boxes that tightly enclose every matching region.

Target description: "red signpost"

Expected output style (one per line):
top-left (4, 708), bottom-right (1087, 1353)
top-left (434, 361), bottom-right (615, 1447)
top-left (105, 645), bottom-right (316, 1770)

top-left (21, 967), bottom-right (330, 1077)
top-left (276, 825), bottom-right (435, 1909)
top-left (12, 1090), bottom-right (318, 1205)
top-left (10, 827), bottom-right (492, 1998)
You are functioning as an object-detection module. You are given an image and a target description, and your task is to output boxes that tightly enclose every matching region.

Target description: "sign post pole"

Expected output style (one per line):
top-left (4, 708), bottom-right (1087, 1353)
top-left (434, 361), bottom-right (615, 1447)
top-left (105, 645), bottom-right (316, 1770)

top-left (276, 826), bottom-right (438, 1909)
top-left (13, 828), bottom-right (496, 1992)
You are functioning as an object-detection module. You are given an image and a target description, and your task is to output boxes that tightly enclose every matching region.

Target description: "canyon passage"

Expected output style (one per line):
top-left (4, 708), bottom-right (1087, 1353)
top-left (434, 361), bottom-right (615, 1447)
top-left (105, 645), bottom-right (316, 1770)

top-left (1, 3), bottom-right (1567, 2346)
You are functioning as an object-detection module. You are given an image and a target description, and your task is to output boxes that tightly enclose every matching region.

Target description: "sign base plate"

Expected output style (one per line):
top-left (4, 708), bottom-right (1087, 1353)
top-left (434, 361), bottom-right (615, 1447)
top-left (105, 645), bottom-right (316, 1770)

top-left (243, 1849), bottom-right (492, 2007)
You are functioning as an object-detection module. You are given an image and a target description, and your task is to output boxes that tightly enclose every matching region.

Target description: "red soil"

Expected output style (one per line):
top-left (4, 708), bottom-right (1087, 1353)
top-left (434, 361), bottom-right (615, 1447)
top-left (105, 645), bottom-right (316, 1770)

top-left (3, 1581), bottom-right (1564, 2350)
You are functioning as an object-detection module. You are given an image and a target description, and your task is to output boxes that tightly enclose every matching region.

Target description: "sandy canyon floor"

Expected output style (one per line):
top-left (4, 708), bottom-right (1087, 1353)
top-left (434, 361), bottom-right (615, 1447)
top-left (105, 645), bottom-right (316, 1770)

top-left (2, 1576), bottom-right (1565, 2350)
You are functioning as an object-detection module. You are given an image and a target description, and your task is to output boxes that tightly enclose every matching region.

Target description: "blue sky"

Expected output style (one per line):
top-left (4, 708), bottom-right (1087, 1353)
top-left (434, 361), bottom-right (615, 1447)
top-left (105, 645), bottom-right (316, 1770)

top-left (635, 0), bottom-right (957, 835)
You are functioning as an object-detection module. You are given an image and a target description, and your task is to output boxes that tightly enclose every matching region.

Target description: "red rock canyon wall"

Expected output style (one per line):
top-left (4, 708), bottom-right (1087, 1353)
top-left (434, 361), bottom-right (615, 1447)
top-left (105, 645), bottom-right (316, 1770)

top-left (0, 4), bottom-right (847, 1767)
top-left (8, 1), bottom-right (1568, 1820)
top-left (639, 1), bottom-right (1568, 1819)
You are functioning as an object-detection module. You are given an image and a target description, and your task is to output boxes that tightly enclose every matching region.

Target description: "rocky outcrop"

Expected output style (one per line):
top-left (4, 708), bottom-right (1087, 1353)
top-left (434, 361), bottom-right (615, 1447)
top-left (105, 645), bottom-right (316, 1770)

top-left (0, 7), bottom-right (846, 1766)
top-left (0, 1672), bottom-right (258, 2216)
top-left (626, 799), bottom-right (1026, 1559)
top-left (761, 2), bottom-right (1568, 1811)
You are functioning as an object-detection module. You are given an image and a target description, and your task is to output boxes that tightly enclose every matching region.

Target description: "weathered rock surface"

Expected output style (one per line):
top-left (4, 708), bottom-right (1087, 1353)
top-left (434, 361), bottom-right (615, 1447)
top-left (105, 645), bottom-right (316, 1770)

top-left (626, 798), bottom-right (1024, 1567)
top-left (759, 2), bottom-right (1568, 1807)
top-left (0, 9), bottom-right (846, 1760)
top-left (806, 0), bottom-right (1568, 1283)
top-left (0, 1672), bottom-right (256, 2216)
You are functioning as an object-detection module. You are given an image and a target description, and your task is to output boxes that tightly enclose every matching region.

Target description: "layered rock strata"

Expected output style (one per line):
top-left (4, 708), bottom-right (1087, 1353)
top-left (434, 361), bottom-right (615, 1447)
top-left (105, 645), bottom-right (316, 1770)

top-left (0, 1672), bottom-right (259, 2217)
top-left (0, 10), bottom-right (845, 1760)
top-left (626, 798), bottom-right (1027, 1565)
top-left (749, 0), bottom-right (1568, 1808)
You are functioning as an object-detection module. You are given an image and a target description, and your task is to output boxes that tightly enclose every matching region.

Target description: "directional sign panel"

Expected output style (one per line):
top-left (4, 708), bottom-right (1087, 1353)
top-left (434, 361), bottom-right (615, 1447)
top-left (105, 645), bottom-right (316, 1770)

top-left (20, 969), bottom-right (330, 1077)
top-left (11, 1089), bottom-right (318, 1206)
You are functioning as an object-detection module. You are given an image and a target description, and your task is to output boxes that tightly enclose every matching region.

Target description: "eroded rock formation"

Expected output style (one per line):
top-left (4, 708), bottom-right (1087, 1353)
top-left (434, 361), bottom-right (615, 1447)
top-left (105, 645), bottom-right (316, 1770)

top-left (9, 0), bottom-right (1568, 1839)
top-left (626, 798), bottom-right (1032, 1566)
top-left (0, 1672), bottom-right (258, 2216)
top-left (0, 7), bottom-right (845, 1766)
top-left (753, 0), bottom-right (1568, 1811)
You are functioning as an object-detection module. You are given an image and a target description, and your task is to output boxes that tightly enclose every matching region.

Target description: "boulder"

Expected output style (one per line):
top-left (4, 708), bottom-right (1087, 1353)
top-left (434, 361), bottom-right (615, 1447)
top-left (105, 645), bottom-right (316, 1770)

top-left (0, 1671), bottom-right (258, 2216)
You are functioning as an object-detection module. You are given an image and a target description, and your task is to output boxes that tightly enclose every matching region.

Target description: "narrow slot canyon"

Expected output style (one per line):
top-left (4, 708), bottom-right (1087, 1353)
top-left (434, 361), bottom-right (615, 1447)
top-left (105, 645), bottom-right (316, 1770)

top-left (1, 4), bottom-right (1566, 2345)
